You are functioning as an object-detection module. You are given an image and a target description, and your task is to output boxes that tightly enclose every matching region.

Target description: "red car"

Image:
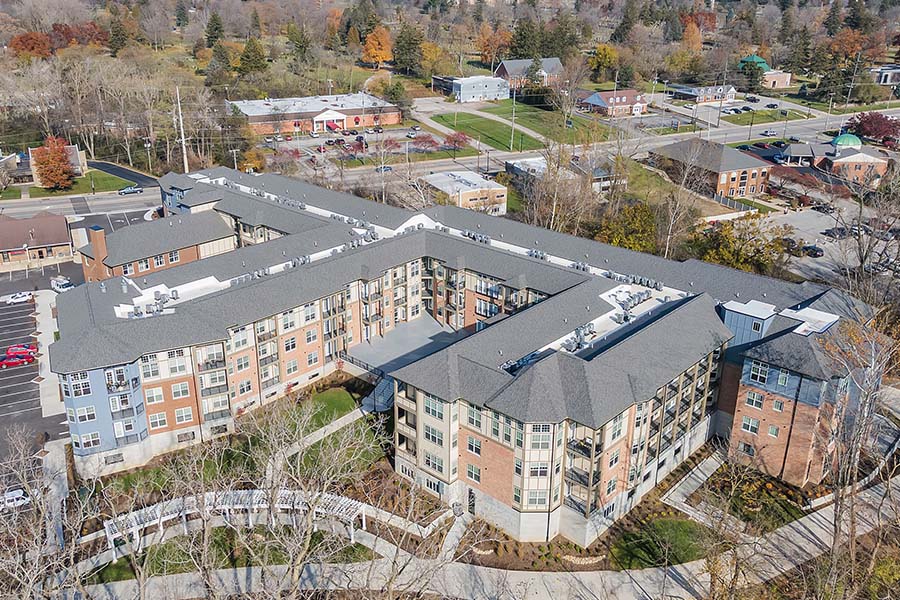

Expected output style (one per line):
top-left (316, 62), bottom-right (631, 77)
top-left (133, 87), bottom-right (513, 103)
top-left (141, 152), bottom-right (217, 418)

top-left (0, 354), bottom-right (35, 369)
top-left (6, 344), bottom-right (36, 356)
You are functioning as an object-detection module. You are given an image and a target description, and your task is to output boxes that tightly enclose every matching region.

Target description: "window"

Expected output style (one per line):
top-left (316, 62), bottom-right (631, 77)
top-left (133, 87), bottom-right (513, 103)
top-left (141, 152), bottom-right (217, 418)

top-left (303, 303), bottom-right (316, 322)
top-left (467, 405), bottom-right (482, 428)
top-left (603, 502), bottom-right (616, 518)
top-left (746, 391), bottom-right (764, 409)
top-left (70, 371), bottom-right (92, 397)
top-left (475, 298), bottom-right (499, 317)
top-left (514, 458), bottom-right (522, 475)
top-left (76, 406), bottom-right (96, 423)
top-left (529, 463), bottom-right (549, 477)
top-left (773, 399), bottom-right (784, 412)
top-left (749, 360), bottom-right (769, 384)
top-left (410, 261), bottom-right (420, 277)
top-left (751, 320), bottom-right (762, 333)
top-left (168, 250), bottom-right (180, 264)
top-left (777, 369), bottom-right (789, 387)
top-left (145, 387), bottom-right (163, 404)
top-left (236, 356), bottom-right (250, 371)
top-left (768, 425), bottom-right (780, 438)
top-left (513, 486), bottom-right (521, 503)
top-left (286, 359), bottom-right (298, 375)
top-left (610, 413), bottom-right (624, 440)
top-left (141, 355), bottom-right (160, 379)
top-left (424, 424), bottom-right (443, 447)
top-left (305, 329), bottom-right (317, 344)
top-left (424, 395), bottom-right (444, 420)
top-left (169, 356), bottom-right (186, 375)
top-left (608, 449), bottom-right (620, 468)
top-left (171, 382), bottom-right (190, 399)
top-left (467, 436), bottom-right (481, 455)
top-left (232, 327), bottom-right (249, 349)
top-left (175, 407), bottom-right (193, 424)
top-left (424, 452), bottom-right (443, 473)
top-left (66, 408), bottom-right (75, 423)
top-left (531, 433), bottom-right (551, 450)
top-left (741, 416), bottom-right (760, 434)
top-left (149, 412), bottom-right (167, 429)
top-left (606, 477), bottom-right (617, 495)
top-left (238, 380), bottom-right (252, 394)
top-left (122, 263), bottom-right (134, 276)
top-left (81, 432), bottom-right (101, 448)
top-left (281, 311), bottom-right (297, 331)
top-left (154, 255), bottom-right (164, 268)
top-left (113, 419), bottom-right (135, 438)
top-left (515, 427), bottom-right (524, 448)
top-left (467, 464), bottom-right (481, 482)
top-left (739, 442), bottom-right (755, 456)
top-left (284, 337), bottom-right (296, 352)
top-left (527, 490), bottom-right (547, 506)
top-left (138, 258), bottom-right (150, 272)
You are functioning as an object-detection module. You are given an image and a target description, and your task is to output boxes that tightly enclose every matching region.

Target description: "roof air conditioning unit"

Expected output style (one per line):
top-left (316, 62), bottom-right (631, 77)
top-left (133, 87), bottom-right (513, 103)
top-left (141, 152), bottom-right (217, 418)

top-left (171, 289), bottom-right (179, 300)
top-left (417, 223), bottom-right (424, 230)
top-left (154, 291), bottom-right (162, 300)
top-left (133, 307), bottom-right (142, 316)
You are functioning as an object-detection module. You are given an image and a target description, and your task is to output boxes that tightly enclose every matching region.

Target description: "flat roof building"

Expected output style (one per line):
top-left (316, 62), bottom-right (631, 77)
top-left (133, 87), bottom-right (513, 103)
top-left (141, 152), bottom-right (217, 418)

top-left (420, 171), bottom-right (508, 215)
top-left (431, 76), bottom-right (510, 103)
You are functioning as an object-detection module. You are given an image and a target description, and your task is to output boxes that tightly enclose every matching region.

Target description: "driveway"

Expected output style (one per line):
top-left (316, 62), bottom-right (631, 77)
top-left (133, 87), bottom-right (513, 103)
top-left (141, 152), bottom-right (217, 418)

top-left (88, 161), bottom-right (158, 188)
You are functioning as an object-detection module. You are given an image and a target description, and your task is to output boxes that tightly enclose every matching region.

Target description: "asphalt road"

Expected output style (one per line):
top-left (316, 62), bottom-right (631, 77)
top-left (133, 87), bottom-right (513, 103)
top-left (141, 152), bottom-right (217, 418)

top-left (88, 161), bottom-right (158, 188)
top-left (0, 192), bottom-right (160, 219)
top-left (0, 299), bottom-right (67, 458)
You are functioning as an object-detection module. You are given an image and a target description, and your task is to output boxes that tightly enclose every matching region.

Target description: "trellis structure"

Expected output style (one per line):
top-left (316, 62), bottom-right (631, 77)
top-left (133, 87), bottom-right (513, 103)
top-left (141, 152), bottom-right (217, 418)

top-left (102, 489), bottom-right (367, 549)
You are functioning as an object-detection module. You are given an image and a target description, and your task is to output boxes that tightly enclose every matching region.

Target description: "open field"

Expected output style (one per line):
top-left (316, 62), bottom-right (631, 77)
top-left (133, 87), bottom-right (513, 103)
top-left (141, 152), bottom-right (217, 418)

top-left (28, 171), bottom-right (134, 198)
top-left (721, 109), bottom-right (809, 126)
top-left (479, 100), bottom-right (611, 143)
top-left (432, 113), bottom-right (544, 151)
top-left (624, 160), bottom-right (732, 218)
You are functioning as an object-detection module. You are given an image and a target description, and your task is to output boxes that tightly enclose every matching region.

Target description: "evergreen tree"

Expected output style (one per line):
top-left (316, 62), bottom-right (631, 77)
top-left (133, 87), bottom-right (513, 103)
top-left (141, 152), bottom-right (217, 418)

top-left (525, 56), bottom-right (544, 86)
top-left (778, 5), bottom-right (795, 43)
top-left (663, 10), bottom-right (683, 42)
top-left (108, 19), bottom-right (128, 57)
top-left (542, 11), bottom-right (580, 60)
top-left (250, 8), bottom-right (262, 38)
top-left (237, 37), bottom-right (268, 75)
top-left (740, 61), bottom-right (764, 93)
top-left (611, 0), bottom-right (639, 43)
top-left (206, 42), bottom-right (233, 87)
top-left (824, 1), bottom-right (843, 36)
top-left (473, 0), bottom-right (484, 23)
top-left (175, 0), bottom-right (189, 28)
top-left (393, 22), bottom-right (424, 75)
top-left (347, 26), bottom-right (361, 53)
top-left (844, 0), bottom-right (873, 33)
top-left (286, 23), bottom-right (312, 68)
top-left (341, 0), bottom-right (379, 43)
top-left (785, 25), bottom-right (811, 75)
top-left (206, 12), bottom-right (224, 48)
top-left (510, 18), bottom-right (541, 59)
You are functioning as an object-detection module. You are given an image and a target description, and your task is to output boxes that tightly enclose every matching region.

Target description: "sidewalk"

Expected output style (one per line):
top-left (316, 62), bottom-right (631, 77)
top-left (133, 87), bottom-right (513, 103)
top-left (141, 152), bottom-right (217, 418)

top-left (661, 451), bottom-right (745, 531)
top-left (33, 289), bottom-right (63, 418)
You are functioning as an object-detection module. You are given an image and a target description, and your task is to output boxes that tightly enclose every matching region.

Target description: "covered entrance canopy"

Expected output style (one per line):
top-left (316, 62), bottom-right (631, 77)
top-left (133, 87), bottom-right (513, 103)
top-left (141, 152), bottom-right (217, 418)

top-left (314, 109), bottom-right (347, 132)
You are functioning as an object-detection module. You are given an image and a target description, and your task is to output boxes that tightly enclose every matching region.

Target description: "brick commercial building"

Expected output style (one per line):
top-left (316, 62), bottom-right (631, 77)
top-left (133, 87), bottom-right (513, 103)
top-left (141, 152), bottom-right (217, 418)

top-left (227, 92), bottom-right (402, 135)
top-left (739, 55), bottom-right (793, 90)
top-left (420, 171), bottom-right (508, 215)
top-left (667, 83), bottom-right (736, 104)
top-left (577, 89), bottom-right (648, 116)
top-left (50, 167), bottom-right (867, 546)
top-left (79, 211), bottom-right (237, 282)
top-left (781, 134), bottom-right (890, 189)
top-left (0, 211), bottom-right (72, 266)
top-left (494, 58), bottom-right (563, 90)
top-left (650, 138), bottom-right (770, 199)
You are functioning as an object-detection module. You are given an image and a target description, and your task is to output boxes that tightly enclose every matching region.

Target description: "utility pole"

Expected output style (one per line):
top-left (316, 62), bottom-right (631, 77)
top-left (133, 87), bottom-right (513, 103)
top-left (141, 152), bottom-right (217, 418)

top-left (144, 140), bottom-right (153, 171)
top-left (824, 91), bottom-right (836, 134)
top-left (229, 149), bottom-right (240, 170)
top-left (509, 87), bottom-right (517, 151)
top-left (844, 51), bottom-right (862, 109)
top-left (175, 86), bottom-right (189, 174)
top-left (716, 60), bottom-right (728, 128)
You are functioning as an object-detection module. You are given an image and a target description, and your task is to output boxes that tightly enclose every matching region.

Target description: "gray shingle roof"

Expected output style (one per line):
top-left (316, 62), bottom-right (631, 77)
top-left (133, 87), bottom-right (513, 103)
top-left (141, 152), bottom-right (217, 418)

top-left (496, 58), bottom-right (563, 78)
top-left (741, 315), bottom-right (843, 381)
top-left (79, 212), bottom-right (235, 266)
top-left (651, 138), bottom-right (770, 173)
top-left (212, 189), bottom-right (337, 235)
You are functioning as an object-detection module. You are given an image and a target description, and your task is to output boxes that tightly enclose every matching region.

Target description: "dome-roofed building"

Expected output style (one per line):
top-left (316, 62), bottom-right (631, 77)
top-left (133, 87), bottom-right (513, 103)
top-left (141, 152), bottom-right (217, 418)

top-left (739, 54), bottom-right (793, 90)
top-left (832, 133), bottom-right (863, 150)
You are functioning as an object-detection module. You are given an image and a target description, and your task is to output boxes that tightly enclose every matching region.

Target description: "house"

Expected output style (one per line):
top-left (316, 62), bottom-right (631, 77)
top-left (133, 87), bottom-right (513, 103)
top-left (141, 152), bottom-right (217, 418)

top-left (781, 134), bottom-right (891, 188)
top-left (494, 58), bottom-right (563, 90)
top-left (868, 64), bottom-right (900, 87)
top-left (739, 55), bottom-right (792, 90)
top-left (650, 138), bottom-right (770, 198)
top-left (431, 76), bottom-right (510, 103)
top-left (226, 92), bottom-right (402, 135)
top-left (49, 166), bottom-right (871, 547)
top-left (506, 156), bottom-right (623, 194)
top-left (79, 212), bottom-right (237, 282)
top-left (0, 211), bottom-right (72, 265)
top-left (668, 83), bottom-right (736, 103)
top-left (578, 89), bottom-right (648, 116)
top-left (27, 143), bottom-right (88, 187)
top-left (420, 171), bottom-right (508, 215)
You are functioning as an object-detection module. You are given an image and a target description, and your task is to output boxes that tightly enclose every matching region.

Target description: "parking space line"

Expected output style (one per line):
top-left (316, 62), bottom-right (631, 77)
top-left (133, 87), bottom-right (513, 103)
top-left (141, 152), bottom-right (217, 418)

top-left (107, 213), bottom-right (116, 232)
top-left (0, 398), bottom-right (40, 409)
top-left (0, 313), bottom-right (34, 323)
top-left (0, 380), bottom-right (38, 391)
top-left (0, 372), bottom-right (38, 384)
top-left (0, 406), bottom-right (41, 418)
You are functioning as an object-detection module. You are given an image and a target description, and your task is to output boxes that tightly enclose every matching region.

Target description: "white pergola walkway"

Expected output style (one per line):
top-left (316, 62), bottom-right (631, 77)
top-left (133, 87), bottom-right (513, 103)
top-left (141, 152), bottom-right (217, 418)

top-left (103, 490), bottom-right (366, 549)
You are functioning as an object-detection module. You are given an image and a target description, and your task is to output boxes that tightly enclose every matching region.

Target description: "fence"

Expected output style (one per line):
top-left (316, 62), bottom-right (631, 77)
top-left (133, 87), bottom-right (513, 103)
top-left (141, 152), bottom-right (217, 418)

top-left (712, 194), bottom-right (755, 213)
top-left (338, 351), bottom-right (385, 378)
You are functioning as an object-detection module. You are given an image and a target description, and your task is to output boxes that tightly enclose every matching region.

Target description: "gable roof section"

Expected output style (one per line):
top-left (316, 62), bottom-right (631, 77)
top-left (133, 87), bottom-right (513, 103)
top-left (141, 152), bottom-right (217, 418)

top-left (0, 211), bottom-right (70, 252)
top-left (652, 138), bottom-right (770, 173)
top-left (495, 58), bottom-right (563, 78)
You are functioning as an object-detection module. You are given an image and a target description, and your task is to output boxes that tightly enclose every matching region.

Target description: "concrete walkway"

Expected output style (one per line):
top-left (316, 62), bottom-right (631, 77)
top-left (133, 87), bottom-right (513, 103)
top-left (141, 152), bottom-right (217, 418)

top-left (42, 438), bottom-right (68, 550)
top-left (78, 473), bottom-right (900, 599)
top-left (33, 289), bottom-right (63, 418)
top-left (659, 451), bottom-right (745, 530)
top-left (468, 109), bottom-right (550, 145)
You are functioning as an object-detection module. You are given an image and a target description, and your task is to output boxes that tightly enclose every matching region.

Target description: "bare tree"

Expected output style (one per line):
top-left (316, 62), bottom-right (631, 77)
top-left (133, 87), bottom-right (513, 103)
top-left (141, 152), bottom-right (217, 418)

top-left (522, 141), bottom-right (598, 235)
top-left (141, 1), bottom-right (173, 51)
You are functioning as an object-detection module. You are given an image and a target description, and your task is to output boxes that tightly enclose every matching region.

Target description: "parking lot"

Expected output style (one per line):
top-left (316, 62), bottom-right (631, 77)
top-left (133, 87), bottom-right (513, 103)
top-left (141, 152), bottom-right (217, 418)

top-left (0, 297), bottom-right (65, 458)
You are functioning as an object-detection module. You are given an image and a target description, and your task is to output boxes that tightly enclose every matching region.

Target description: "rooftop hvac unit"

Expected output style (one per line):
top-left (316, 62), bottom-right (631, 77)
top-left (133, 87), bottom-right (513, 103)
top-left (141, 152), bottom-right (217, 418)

top-left (302, 255), bottom-right (310, 264)
top-left (298, 202), bottom-right (306, 209)
top-left (263, 267), bottom-right (270, 275)
top-left (417, 223), bottom-right (424, 230)
top-left (371, 232), bottom-right (379, 240)
top-left (127, 311), bottom-right (135, 319)
top-left (253, 271), bottom-right (261, 279)
top-left (154, 290), bottom-right (162, 301)
top-left (171, 289), bottom-right (179, 300)
top-left (654, 281), bottom-right (663, 291)
top-left (133, 306), bottom-right (142, 316)
top-left (331, 214), bottom-right (341, 220)
top-left (332, 249), bottom-right (339, 255)
top-left (364, 232), bottom-right (373, 242)
top-left (145, 304), bottom-right (155, 314)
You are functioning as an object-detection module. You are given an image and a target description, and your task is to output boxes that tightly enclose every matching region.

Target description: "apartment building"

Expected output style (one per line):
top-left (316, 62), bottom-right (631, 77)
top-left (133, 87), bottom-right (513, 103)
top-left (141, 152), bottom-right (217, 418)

top-left (650, 138), bottom-right (770, 199)
top-left (79, 212), bottom-right (237, 282)
top-left (419, 171), bottom-right (508, 215)
top-left (50, 167), bottom-right (866, 545)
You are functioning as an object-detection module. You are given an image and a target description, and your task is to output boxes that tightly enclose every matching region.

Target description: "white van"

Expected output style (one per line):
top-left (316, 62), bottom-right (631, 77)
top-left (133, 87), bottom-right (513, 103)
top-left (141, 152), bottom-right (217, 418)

top-left (50, 276), bottom-right (75, 293)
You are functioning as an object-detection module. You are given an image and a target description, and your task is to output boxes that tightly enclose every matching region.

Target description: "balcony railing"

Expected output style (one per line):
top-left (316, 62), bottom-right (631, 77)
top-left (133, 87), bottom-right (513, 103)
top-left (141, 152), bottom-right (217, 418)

top-left (567, 438), bottom-right (602, 458)
top-left (564, 495), bottom-right (599, 516)
top-left (361, 290), bottom-right (383, 303)
top-left (261, 376), bottom-right (280, 390)
top-left (111, 406), bottom-right (136, 420)
top-left (565, 467), bottom-right (600, 487)
top-left (197, 358), bottom-right (226, 372)
top-left (394, 295), bottom-right (407, 306)
top-left (115, 433), bottom-right (141, 448)
top-left (203, 409), bottom-right (231, 423)
top-left (260, 354), bottom-right (279, 367)
top-left (257, 330), bottom-right (277, 342)
top-left (363, 312), bottom-right (382, 325)
top-left (201, 384), bottom-right (229, 398)
top-left (107, 377), bottom-right (140, 394)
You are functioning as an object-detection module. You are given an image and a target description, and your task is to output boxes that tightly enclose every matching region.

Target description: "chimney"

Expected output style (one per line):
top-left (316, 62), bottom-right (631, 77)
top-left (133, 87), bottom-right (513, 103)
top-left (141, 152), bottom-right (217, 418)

top-left (88, 225), bottom-right (108, 265)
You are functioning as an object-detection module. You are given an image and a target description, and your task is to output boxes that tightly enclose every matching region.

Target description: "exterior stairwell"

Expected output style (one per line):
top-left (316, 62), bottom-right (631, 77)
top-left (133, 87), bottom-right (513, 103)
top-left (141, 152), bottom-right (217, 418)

top-left (362, 375), bottom-right (394, 413)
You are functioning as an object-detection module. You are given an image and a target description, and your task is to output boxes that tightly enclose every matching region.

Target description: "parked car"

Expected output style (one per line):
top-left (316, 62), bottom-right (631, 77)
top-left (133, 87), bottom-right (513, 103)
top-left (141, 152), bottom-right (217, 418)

top-left (753, 142), bottom-right (771, 149)
top-left (825, 226), bottom-right (849, 239)
top-left (761, 129), bottom-right (778, 137)
top-left (0, 354), bottom-right (35, 369)
top-left (50, 276), bottom-right (74, 293)
top-left (773, 141), bottom-right (787, 148)
top-left (6, 344), bottom-right (36, 356)
top-left (375, 165), bottom-right (393, 173)
top-left (788, 136), bottom-right (801, 143)
top-left (355, 135), bottom-right (365, 142)
top-left (741, 106), bottom-right (753, 112)
top-left (347, 129), bottom-right (357, 135)
top-left (746, 96), bottom-right (759, 102)
top-left (410, 125), bottom-right (422, 131)
top-left (316, 145), bottom-right (327, 153)
top-left (5, 292), bottom-right (32, 305)
top-left (264, 136), bottom-right (274, 144)
top-left (309, 131), bottom-right (320, 138)
top-left (780, 237), bottom-right (799, 253)
top-left (374, 126), bottom-right (384, 133)
top-left (341, 129), bottom-right (351, 136)
top-left (365, 128), bottom-right (375, 134)
top-left (813, 204), bottom-right (836, 214)
top-left (118, 185), bottom-right (144, 195)
top-left (325, 139), bottom-right (336, 146)
top-left (766, 103), bottom-right (779, 109)
top-left (274, 134), bottom-right (284, 142)
top-left (773, 154), bottom-right (786, 164)
top-left (406, 131), bottom-right (417, 139)
top-left (284, 135), bottom-right (293, 141)
top-left (3, 489), bottom-right (29, 510)
top-left (802, 245), bottom-right (824, 258)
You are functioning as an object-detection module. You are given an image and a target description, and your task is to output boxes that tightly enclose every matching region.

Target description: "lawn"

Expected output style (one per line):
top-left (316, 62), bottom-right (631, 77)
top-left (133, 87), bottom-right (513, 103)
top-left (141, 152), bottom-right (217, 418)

top-left (479, 100), bottom-right (610, 143)
top-left (647, 124), bottom-right (700, 135)
top-left (0, 187), bottom-right (22, 200)
top-left (431, 113), bottom-right (543, 152)
top-left (721, 109), bottom-right (809, 126)
top-left (307, 386), bottom-right (362, 430)
top-left (739, 198), bottom-right (777, 214)
top-left (340, 146), bottom-right (479, 168)
top-left (698, 466), bottom-right (807, 533)
top-left (29, 171), bottom-right (134, 198)
top-left (784, 94), bottom-right (898, 115)
top-left (609, 517), bottom-right (708, 569)
top-left (624, 159), bottom-right (732, 218)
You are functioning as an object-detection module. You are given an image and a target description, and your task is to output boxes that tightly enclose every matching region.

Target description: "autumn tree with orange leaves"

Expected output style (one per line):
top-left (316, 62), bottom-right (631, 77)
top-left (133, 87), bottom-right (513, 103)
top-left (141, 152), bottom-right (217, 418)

top-left (475, 23), bottom-right (511, 72)
top-left (361, 25), bottom-right (392, 69)
top-left (8, 31), bottom-right (52, 59)
top-left (32, 137), bottom-right (75, 190)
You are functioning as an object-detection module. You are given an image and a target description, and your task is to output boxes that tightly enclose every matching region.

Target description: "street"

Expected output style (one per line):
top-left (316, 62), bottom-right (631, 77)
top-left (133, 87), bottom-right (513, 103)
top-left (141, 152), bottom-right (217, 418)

top-left (0, 191), bottom-right (160, 219)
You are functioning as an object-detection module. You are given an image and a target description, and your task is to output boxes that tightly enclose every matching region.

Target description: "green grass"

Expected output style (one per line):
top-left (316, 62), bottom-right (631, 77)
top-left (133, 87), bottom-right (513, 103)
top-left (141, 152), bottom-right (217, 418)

top-left (307, 387), bottom-right (360, 430)
top-left (721, 109), bottom-right (809, 126)
top-left (702, 467), bottom-right (807, 533)
top-left (648, 124), bottom-right (700, 135)
top-left (610, 518), bottom-right (708, 569)
top-left (739, 198), bottom-right (777, 214)
top-left (505, 185), bottom-right (524, 212)
top-left (0, 187), bottom-right (21, 200)
top-left (340, 146), bottom-right (479, 168)
top-left (623, 159), bottom-right (680, 204)
top-left (431, 113), bottom-right (543, 152)
top-left (29, 171), bottom-right (134, 198)
top-left (785, 94), bottom-right (898, 114)
top-left (479, 100), bottom-right (610, 143)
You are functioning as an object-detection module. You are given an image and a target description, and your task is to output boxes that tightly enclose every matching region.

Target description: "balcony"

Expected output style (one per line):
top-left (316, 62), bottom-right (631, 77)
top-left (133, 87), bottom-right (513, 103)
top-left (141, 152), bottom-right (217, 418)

top-left (259, 354), bottom-right (279, 367)
top-left (107, 377), bottom-right (140, 394)
top-left (649, 419), bottom-right (660, 436)
top-left (647, 445), bottom-right (657, 460)
top-left (567, 438), bottom-right (602, 458)
top-left (261, 376), bottom-right (280, 390)
top-left (363, 312), bottom-right (382, 325)
top-left (201, 384), bottom-right (229, 398)
top-left (257, 330), bottom-right (277, 342)
top-left (323, 326), bottom-right (345, 342)
top-left (110, 406), bottom-right (136, 420)
top-left (396, 393), bottom-right (416, 412)
top-left (203, 409), bottom-right (231, 423)
top-left (197, 358), bottom-right (225, 372)
top-left (448, 278), bottom-right (464, 289)
top-left (652, 397), bottom-right (663, 411)
top-left (394, 295), bottom-right (407, 306)
top-left (361, 290), bottom-right (383, 303)
top-left (565, 467), bottom-right (600, 488)
top-left (115, 433), bottom-right (141, 448)
top-left (396, 418), bottom-right (417, 439)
